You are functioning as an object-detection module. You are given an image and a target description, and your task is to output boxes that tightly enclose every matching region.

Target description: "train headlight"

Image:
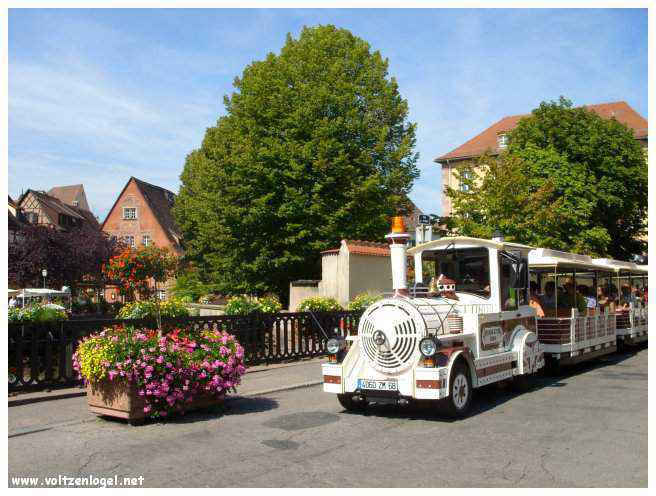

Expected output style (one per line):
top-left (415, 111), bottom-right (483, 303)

top-left (419, 337), bottom-right (440, 357)
top-left (327, 338), bottom-right (344, 354)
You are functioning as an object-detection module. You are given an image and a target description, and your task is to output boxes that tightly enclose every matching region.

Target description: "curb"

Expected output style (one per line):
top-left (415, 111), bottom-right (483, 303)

top-left (9, 380), bottom-right (324, 408)
top-left (8, 390), bottom-right (87, 408)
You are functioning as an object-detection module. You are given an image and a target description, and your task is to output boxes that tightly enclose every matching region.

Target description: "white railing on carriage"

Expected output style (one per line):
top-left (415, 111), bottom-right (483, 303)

top-left (622, 303), bottom-right (648, 334)
top-left (537, 310), bottom-right (616, 351)
top-left (570, 309), bottom-right (616, 351)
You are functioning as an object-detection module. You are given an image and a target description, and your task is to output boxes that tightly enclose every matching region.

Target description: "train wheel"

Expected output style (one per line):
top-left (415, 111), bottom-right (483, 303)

top-left (511, 373), bottom-right (533, 392)
top-left (442, 362), bottom-right (473, 418)
top-left (337, 394), bottom-right (365, 413)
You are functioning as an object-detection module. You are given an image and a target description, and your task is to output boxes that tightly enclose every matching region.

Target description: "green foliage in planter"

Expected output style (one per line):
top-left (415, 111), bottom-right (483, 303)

top-left (8, 304), bottom-right (68, 323)
top-left (297, 296), bottom-right (343, 312)
top-left (117, 298), bottom-right (190, 320)
top-left (347, 293), bottom-right (382, 312)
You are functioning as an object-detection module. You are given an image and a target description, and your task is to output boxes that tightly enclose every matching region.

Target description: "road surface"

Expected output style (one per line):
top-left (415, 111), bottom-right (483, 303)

top-left (8, 346), bottom-right (647, 487)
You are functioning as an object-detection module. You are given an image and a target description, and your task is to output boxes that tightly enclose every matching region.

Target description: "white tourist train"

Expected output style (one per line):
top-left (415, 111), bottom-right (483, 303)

top-left (321, 217), bottom-right (648, 417)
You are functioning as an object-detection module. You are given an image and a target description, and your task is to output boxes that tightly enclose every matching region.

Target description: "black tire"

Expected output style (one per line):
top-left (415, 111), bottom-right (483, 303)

top-left (511, 373), bottom-right (532, 393)
top-left (616, 337), bottom-right (626, 353)
top-left (337, 394), bottom-right (366, 412)
top-left (544, 356), bottom-right (561, 375)
top-left (441, 361), bottom-right (473, 418)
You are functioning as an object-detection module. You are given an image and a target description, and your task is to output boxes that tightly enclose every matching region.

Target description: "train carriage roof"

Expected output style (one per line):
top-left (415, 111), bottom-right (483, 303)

top-left (407, 236), bottom-right (532, 255)
top-left (528, 248), bottom-right (598, 270)
top-left (592, 258), bottom-right (645, 273)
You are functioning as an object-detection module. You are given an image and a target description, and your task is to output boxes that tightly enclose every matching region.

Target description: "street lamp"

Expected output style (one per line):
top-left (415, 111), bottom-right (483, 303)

top-left (42, 269), bottom-right (48, 289)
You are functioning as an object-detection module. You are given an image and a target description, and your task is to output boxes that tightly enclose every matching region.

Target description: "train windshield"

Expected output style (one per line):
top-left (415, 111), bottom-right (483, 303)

top-left (422, 247), bottom-right (491, 298)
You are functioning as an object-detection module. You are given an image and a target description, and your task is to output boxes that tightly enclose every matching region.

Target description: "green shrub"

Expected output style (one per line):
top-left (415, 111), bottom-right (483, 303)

top-left (172, 266), bottom-right (216, 302)
top-left (224, 294), bottom-right (283, 315)
top-left (347, 292), bottom-right (383, 312)
top-left (297, 296), bottom-right (343, 312)
top-left (257, 295), bottom-right (283, 314)
top-left (117, 298), bottom-right (190, 320)
top-left (8, 304), bottom-right (68, 323)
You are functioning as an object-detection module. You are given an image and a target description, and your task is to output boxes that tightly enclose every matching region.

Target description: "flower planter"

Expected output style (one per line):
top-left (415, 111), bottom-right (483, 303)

top-left (86, 380), bottom-right (224, 424)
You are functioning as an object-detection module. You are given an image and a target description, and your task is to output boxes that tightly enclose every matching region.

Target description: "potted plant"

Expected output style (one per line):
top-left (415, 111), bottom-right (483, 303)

top-left (73, 325), bottom-right (246, 423)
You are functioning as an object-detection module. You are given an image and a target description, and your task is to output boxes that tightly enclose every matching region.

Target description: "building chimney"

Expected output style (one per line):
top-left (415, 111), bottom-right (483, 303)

top-left (386, 216), bottom-right (410, 297)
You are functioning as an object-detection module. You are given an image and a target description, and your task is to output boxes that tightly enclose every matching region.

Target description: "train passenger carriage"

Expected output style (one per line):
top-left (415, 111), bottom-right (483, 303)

top-left (591, 258), bottom-right (648, 346)
top-left (528, 248), bottom-right (617, 366)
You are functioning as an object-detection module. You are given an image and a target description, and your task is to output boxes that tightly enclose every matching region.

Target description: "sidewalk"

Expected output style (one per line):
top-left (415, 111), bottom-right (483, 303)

top-left (8, 356), bottom-right (326, 407)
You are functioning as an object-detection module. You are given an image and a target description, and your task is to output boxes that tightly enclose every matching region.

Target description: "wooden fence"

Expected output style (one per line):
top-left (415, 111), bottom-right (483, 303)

top-left (8, 311), bottom-right (361, 392)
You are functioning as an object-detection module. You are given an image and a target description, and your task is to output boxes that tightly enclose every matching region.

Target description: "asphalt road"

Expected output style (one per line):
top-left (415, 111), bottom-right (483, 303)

top-left (8, 345), bottom-right (647, 487)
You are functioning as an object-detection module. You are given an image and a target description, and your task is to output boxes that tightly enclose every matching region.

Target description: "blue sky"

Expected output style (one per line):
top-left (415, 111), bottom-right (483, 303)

top-left (8, 8), bottom-right (648, 219)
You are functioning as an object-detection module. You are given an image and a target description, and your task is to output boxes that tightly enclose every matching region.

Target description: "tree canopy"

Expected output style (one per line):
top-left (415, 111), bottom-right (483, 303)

top-left (8, 224), bottom-right (120, 291)
top-left (446, 98), bottom-right (647, 258)
top-left (174, 25), bottom-right (419, 298)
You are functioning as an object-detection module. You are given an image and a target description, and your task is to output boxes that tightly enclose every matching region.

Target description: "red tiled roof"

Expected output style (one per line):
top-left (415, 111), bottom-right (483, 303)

top-left (344, 240), bottom-right (390, 257)
top-left (320, 240), bottom-right (391, 257)
top-left (436, 101), bottom-right (648, 163)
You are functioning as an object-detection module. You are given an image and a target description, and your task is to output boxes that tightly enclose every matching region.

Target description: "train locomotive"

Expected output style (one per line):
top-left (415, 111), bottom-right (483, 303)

top-left (321, 217), bottom-right (647, 417)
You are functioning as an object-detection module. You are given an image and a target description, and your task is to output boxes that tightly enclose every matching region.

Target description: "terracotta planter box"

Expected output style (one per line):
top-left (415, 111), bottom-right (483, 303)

top-left (86, 380), bottom-right (224, 423)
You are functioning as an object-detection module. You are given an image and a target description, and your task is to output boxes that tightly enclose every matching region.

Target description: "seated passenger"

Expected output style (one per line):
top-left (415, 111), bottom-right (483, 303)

top-left (529, 281), bottom-right (545, 318)
top-left (577, 285), bottom-right (597, 315)
top-left (542, 281), bottom-right (557, 309)
top-left (561, 279), bottom-right (587, 314)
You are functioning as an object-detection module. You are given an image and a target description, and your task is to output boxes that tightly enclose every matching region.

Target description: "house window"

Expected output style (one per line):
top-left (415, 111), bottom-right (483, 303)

top-left (72, 200), bottom-right (79, 207)
top-left (26, 211), bottom-right (39, 224)
top-left (142, 234), bottom-right (151, 246)
top-left (459, 170), bottom-right (472, 192)
top-left (123, 207), bottom-right (137, 220)
top-left (497, 133), bottom-right (508, 149)
top-left (156, 289), bottom-right (167, 301)
top-left (124, 235), bottom-right (135, 248)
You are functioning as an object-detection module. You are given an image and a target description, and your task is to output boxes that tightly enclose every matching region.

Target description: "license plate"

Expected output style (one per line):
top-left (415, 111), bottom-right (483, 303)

top-left (357, 379), bottom-right (398, 391)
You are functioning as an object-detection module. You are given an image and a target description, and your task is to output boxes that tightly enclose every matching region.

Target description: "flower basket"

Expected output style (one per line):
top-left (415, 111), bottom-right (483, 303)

top-left (86, 379), bottom-right (223, 423)
top-left (74, 325), bottom-right (246, 422)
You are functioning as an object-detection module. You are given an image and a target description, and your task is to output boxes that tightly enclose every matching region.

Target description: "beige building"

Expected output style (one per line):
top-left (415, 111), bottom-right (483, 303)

top-left (289, 240), bottom-right (393, 311)
top-left (436, 101), bottom-right (648, 218)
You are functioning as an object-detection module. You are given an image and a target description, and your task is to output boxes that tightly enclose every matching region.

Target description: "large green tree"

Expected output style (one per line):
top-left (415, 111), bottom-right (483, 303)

top-left (174, 25), bottom-right (419, 298)
top-left (446, 98), bottom-right (647, 258)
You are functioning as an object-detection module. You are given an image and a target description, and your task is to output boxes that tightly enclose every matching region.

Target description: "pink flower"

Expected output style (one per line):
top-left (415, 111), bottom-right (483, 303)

top-left (108, 370), bottom-right (118, 381)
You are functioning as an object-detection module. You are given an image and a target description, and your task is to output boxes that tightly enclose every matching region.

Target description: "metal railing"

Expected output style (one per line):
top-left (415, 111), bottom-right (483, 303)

top-left (7, 311), bottom-right (361, 392)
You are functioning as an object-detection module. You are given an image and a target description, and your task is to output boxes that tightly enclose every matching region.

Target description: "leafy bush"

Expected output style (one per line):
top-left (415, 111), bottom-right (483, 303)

top-left (224, 295), bottom-right (283, 315)
top-left (297, 296), bottom-right (343, 312)
top-left (224, 296), bottom-right (261, 315)
top-left (9, 304), bottom-right (68, 323)
top-left (347, 293), bottom-right (383, 312)
top-left (256, 295), bottom-right (283, 314)
top-left (117, 299), bottom-right (190, 320)
top-left (73, 325), bottom-right (246, 418)
top-left (172, 266), bottom-right (216, 303)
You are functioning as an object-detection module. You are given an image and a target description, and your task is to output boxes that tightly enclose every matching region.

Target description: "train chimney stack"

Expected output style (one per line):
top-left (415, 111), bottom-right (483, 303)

top-left (386, 216), bottom-right (410, 297)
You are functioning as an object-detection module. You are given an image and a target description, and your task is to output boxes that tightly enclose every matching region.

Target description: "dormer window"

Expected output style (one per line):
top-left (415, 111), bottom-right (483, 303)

top-left (72, 200), bottom-right (79, 207)
top-left (497, 133), bottom-right (508, 149)
top-left (123, 207), bottom-right (137, 220)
